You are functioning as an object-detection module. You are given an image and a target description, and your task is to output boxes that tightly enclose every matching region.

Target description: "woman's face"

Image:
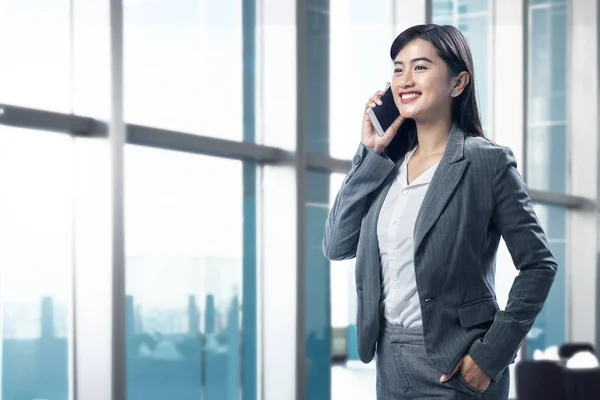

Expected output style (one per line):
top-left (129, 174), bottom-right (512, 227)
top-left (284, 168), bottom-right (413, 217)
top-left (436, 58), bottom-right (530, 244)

top-left (391, 38), bottom-right (456, 121)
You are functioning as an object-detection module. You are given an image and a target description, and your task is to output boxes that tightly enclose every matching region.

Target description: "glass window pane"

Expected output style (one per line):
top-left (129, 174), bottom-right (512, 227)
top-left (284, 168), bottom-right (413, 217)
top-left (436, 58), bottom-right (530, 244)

top-left (432, 0), bottom-right (492, 136)
top-left (328, 173), bottom-right (358, 360)
top-left (458, 0), bottom-right (489, 14)
top-left (305, 171), bottom-right (331, 398)
top-left (0, 0), bottom-right (71, 112)
top-left (73, 0), bottom-right (111, 118)
top-left (125, 147), bottom-right (251, 399)
top-left (433, 0), bottom-right (454, 17)
top-left (123, 0), bottom-right (244, 141)
top-left (329, 1), bottom-right (392, 159)
top-left (524, 204), bottom-right (566, 357)
top-left (0, 128), bottom-right (73, 400)
top-left (527, 0), bottom-right (567, 193)
top-left (434, 0), bottom-right (489, 15)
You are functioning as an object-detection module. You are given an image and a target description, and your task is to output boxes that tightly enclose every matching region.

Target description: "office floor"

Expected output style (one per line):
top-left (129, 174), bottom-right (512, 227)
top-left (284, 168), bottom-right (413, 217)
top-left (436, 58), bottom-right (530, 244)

top-left (331, 361), bottom-right (377, 400)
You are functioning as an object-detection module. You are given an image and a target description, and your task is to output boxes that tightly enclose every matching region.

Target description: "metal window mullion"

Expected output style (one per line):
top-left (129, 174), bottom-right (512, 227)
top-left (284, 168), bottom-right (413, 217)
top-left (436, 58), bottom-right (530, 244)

top-left (295, 0), bottom-right (307, 399)
top-left (126, 124), bottom-right (291, 164)
top-left (522, 0), bottom-right (529, 185)
top-left (0, 0), bottom-right (3, 391)
top-left (425, 0), bottom-right (433, 24)
top-left (109, 0), bottom-right (126, 398)
top-left (597, 0), bottom-right (600, 356)
top-left (68, 0), bottom-right (78, 398)
top-left (0, 104), bottom-right (107, 137)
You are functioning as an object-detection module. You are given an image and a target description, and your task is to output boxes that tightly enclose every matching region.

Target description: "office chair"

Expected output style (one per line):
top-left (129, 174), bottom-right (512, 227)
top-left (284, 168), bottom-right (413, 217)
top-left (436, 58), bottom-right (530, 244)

top-left (515, 360), bottom-right (569, 400)
top-left (559, 342), bottom-right (596, 360)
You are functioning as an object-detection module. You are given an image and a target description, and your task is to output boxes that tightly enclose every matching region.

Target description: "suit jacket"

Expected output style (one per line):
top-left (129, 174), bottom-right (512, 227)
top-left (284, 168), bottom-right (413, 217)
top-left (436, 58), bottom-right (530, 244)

top-left (322, 123), bottom-right (557, 383)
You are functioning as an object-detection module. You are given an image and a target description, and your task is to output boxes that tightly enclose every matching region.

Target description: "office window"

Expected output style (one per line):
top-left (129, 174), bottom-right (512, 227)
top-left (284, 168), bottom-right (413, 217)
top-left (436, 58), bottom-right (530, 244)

top-left (125, 146), bottom-right (251, 399)
top-left (123, 0), bottom-right (244, 141)
top-left (72, 0), bottom-right (111, 118)
top-left (0, 0), bottom-right (71, 112)
top-left (432, 0), bottom-right (492, 136)
top-left (524, 204), bottom-right (566, 357)
top-left (526, 0), bottom-right (567, 193)
top-left (305, 171), bottom-right (332, 399)
top-left (0, 127), bottom-right (73, 400)
top-left (329, 0), bottom-right (393, 159)
top-left (327, 173), bottom-right (359, 361)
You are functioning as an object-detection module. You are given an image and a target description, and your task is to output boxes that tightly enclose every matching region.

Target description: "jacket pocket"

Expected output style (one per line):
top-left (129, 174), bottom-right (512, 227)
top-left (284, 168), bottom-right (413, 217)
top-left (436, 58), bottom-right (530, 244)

top-left (457, 298), bottom-right (499, 328)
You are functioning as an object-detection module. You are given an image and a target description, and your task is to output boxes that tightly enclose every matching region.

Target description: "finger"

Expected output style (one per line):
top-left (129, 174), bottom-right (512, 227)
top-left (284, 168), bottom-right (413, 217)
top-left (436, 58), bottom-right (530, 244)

top-left (385, 81), bottom-right (391, 89)
top-left (370, 94), bottom-right (383, 106)
top-left (384, 115), bottom-right (404, 135)
top-left (440, 358), bottom-right (463, 383)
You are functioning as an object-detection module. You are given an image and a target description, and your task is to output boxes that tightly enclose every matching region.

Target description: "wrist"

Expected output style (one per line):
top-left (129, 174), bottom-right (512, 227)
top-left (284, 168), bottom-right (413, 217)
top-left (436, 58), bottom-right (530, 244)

top-left (370, 145), bottom-right (384, 154)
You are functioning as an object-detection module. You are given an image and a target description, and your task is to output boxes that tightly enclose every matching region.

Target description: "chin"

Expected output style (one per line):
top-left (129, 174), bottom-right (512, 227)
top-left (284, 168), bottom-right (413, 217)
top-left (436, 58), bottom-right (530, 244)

top-left (400, 108), bottom-right (419, 119)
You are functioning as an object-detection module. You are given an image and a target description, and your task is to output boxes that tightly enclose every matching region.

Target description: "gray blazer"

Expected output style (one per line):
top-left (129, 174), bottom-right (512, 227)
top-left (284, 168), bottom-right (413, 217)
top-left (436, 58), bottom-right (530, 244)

top-left (322, 124), bottom-right (557, 383)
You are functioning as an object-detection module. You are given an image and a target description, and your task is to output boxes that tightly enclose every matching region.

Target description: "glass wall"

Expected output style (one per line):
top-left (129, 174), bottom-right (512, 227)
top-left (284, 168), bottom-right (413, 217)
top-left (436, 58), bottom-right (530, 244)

top-left (0, 128), bottom-right (74, 400)
top-left (329, 0), bottom-right (395, 159)
top-left (524, 0), bottom-right (568, 352)
top-left (306, 171), bottom-right (332, 399)
top-left (125, 147), bottom-right (249, 399)
top-left (123, 1), bottom-right (257, 399)
top-left (432, 0), bottom-right (492, 135)
top-left (328, 174), bottom-right (359, 361)
top-left (0, 0), bottom-right (71, 112)
top-left (123, 0), bottom-right (244, 141)
top-left (525, 204), bottom-right (567, 357)
top-left (526, 0), bottom-right (568, 194)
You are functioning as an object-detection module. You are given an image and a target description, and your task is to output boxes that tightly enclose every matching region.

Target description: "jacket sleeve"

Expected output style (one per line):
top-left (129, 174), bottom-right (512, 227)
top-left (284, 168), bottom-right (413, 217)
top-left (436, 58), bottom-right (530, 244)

top-left (322, 143), bottom-right (396, 260)
top-left (467, 146), bottom-right (558, 382)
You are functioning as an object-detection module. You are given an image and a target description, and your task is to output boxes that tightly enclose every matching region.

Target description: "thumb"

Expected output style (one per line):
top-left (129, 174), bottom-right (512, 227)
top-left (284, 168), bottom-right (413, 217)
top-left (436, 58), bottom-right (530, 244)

top-left (440, 358), bottom-right (463, 383)
top-left (384, 115), bottom-right (404, 136)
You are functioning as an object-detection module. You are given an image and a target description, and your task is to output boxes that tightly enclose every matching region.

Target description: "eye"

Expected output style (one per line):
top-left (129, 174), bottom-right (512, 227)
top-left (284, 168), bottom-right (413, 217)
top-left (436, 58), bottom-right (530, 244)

top-left (394, 68), bottom-right (403, 73)
top-left (415, 65), bottom-right (427, 71)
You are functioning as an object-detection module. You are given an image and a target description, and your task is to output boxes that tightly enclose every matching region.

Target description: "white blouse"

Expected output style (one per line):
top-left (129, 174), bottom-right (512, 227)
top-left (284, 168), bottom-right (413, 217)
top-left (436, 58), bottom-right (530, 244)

top-left (377, 146), bottom-right (439, 327)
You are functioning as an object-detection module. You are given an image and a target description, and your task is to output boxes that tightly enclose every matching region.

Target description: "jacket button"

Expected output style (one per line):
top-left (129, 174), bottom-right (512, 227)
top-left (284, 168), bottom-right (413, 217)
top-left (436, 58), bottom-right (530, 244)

top-left (352, 155), bottom-right (362, 165)
top-left (424, 297), bottom-right (433, 302)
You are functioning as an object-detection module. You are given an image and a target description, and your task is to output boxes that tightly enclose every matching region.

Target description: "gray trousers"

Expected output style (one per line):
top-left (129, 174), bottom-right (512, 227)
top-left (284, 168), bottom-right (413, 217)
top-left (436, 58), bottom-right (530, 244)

top-left (376, 321), bottom-right (509, 399)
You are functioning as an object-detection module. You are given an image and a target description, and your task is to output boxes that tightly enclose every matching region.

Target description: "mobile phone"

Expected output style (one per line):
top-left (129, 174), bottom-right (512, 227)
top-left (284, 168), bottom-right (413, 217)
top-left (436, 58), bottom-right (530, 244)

top-left (367, 86), bottom-right (400, 137)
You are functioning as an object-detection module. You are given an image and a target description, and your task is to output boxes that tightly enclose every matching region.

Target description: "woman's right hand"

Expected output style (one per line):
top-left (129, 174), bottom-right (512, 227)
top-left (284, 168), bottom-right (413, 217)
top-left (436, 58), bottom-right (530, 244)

top-left (361, 82), bottom-right (405, 153)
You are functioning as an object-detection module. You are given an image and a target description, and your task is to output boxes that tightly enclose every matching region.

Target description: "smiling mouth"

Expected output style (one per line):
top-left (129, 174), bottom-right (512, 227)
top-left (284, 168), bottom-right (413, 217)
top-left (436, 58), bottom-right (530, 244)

top-left (400, 93), bottom-right (420, 103)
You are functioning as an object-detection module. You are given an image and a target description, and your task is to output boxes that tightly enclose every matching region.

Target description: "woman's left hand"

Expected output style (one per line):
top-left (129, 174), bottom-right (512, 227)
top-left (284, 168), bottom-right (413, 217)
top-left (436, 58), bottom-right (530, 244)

top-left (439, 355), bottom-right (491, 393)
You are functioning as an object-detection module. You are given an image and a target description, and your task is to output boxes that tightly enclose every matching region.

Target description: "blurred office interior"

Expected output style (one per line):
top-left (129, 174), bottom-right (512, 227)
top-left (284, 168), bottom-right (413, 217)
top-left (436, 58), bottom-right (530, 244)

top-left (0, 0), bottom-right (599, 399)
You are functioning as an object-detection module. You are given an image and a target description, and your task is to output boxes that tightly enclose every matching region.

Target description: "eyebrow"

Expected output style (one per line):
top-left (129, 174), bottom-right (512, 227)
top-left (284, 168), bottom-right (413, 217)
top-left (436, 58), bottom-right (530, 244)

top-left (394, 57), bottom-right (434, 65)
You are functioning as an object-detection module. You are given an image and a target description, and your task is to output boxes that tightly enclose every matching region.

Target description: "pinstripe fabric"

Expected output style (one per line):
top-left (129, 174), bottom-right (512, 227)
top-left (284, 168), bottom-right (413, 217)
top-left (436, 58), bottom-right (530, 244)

top-left (322, 124), bottom-right (558, 385)
top-left (376, 320), bottom-right (510, 399)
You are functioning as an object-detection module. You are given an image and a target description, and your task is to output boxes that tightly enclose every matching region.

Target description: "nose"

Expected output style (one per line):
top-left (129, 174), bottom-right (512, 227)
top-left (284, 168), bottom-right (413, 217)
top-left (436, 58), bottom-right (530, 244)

top-left (398, 70), bottom-right (415, 88)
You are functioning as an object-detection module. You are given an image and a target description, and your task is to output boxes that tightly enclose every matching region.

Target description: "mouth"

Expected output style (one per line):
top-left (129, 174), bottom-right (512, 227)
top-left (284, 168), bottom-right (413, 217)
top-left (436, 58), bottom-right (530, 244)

top-left (400, 92), bottom-right (421, 104)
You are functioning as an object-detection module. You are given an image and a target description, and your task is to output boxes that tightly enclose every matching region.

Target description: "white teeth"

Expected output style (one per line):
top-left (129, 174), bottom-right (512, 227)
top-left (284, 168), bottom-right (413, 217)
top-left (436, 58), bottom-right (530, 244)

top-left (401, 93), bottom-right (420, 99)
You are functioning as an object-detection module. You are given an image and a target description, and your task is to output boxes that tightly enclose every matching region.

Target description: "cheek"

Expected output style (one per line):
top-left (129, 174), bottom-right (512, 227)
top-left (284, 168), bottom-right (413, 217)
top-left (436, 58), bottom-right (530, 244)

top-left (423, 81), bottom-right (450, 104)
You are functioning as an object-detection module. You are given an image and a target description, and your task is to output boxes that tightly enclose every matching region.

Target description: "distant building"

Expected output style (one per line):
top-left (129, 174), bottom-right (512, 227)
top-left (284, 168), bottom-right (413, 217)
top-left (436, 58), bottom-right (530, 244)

top-left (205, 294), bottom-right (215, 335)
top-left (188, 295), bottom-right (200, 334)
top-left (41, 296), bottom-right (54, 339)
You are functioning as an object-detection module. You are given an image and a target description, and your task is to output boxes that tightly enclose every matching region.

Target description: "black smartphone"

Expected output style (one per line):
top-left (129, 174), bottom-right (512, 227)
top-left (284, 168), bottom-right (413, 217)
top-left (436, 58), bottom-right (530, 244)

top-left (367, 86), bottom-right (400, 137)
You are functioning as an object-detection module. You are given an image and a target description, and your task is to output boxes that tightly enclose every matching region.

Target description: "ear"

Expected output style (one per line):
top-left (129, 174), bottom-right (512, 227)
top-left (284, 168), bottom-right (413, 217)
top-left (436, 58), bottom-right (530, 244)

top-left (450, 71), bottom-right (470, 97)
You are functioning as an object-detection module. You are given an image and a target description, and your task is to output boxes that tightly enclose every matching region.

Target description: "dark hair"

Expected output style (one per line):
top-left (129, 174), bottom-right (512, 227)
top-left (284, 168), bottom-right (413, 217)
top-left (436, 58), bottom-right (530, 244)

top-left (385, 24), bottom-right (485, 162)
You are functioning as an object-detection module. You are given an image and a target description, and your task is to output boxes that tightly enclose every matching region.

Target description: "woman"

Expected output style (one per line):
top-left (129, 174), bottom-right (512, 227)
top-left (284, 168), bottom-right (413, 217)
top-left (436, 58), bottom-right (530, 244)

top-left (322, 24), bottom-right (557, 399)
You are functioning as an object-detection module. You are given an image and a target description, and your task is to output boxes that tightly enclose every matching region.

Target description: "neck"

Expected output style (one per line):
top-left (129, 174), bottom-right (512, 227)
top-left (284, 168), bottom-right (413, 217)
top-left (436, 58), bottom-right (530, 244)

top-left (414, 116), bottom-right (453, 156)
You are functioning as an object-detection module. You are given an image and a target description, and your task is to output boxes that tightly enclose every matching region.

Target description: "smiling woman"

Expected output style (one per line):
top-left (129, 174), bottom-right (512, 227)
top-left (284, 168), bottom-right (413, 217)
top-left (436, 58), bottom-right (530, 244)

top-left (323, 24), bottom-right (558, 400)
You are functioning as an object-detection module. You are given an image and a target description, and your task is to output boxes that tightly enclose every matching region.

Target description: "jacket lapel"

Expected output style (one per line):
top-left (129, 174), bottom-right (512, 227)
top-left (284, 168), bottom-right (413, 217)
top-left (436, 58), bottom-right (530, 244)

top-left (413, 123), bottom-right (469, 254)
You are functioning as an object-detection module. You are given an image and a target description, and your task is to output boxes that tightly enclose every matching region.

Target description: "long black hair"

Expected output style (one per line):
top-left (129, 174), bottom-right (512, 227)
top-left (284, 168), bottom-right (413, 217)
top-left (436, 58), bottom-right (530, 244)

top-left (384, 24), bottom-right (485, 162)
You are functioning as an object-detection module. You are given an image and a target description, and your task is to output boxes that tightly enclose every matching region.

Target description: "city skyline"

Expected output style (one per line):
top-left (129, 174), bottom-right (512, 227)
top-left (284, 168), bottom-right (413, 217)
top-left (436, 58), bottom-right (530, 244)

top-left (3, 290), bottom-right (243, 400)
